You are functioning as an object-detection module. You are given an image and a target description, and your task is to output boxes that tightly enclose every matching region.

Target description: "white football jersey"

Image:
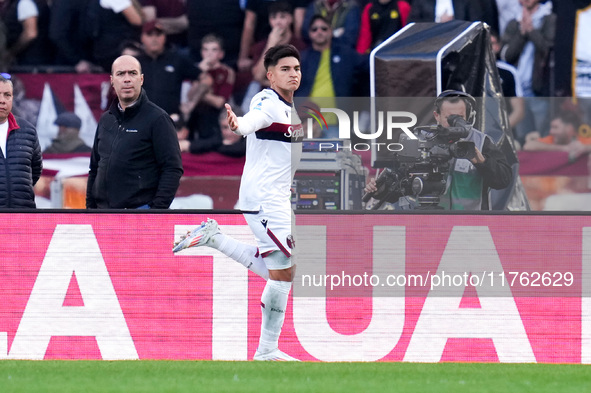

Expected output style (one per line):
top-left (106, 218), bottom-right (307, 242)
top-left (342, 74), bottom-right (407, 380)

top-left (235, 88), bottom-right (303, 212)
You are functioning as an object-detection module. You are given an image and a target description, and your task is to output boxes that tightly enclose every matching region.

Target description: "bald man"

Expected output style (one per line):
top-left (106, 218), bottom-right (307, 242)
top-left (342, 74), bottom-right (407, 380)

top-left (87, 55), bottom-right (183, 209)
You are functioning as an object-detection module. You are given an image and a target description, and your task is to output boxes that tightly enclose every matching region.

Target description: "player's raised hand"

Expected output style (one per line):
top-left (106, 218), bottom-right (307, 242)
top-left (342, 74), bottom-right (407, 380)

top-left (225, 103), bottom-right (239, 132)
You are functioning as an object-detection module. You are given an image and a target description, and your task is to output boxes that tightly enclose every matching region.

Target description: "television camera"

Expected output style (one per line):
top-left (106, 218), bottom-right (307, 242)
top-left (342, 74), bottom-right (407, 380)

top-left (363, 114), bottom-right (477, 209)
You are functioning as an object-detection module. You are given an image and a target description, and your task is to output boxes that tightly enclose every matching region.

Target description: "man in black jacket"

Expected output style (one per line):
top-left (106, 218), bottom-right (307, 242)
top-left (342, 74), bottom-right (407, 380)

top-left (86, 55), bottom-right (183, 209)
top-left (0, 74), bottom-right (43, 209)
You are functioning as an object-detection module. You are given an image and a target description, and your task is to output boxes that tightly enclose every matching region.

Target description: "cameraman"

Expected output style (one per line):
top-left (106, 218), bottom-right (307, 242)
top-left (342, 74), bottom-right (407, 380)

top-left (365, 90), bottom-right (512, 210)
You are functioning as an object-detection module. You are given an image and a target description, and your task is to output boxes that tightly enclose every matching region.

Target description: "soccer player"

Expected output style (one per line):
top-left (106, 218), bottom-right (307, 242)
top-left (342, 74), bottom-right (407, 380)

top-left (173, 44), bottom-right (303, 361)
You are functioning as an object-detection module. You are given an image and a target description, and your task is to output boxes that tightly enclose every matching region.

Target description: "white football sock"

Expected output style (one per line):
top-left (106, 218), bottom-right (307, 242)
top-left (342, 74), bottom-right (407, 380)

top-left (257, 279), bottom-right (291, 354)
top-left (210, 233), bottom-right (269, 280)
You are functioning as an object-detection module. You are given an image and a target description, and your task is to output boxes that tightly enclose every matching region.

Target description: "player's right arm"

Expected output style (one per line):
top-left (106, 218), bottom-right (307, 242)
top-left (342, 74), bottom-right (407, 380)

top-left (225, 98), bottom-right (274, 136)
top-left (225, 103), bottom-right (239, 132)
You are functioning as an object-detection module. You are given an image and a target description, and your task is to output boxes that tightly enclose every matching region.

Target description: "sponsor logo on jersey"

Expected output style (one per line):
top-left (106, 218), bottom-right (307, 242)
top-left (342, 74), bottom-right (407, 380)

top-left (284, 124), bottom-right (304, 139)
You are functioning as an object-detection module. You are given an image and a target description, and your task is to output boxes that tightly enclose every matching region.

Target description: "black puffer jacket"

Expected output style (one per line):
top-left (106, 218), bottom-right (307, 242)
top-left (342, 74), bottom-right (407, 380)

top-left (0, 114), bottom-right (43, 208)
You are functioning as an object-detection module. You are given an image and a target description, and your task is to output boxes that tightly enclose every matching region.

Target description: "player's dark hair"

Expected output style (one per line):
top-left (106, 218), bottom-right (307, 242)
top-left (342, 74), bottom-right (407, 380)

top-left (263, 44), bottom-right (300, 70)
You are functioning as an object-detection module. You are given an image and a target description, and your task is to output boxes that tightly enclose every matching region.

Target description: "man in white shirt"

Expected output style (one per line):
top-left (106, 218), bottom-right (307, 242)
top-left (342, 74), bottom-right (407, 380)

top-left (173, 44), bottom-right (303, 361)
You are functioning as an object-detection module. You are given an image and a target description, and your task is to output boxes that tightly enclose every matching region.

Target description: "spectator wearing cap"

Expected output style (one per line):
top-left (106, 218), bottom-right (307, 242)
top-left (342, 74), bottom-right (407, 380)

top-left (137, 20), bottom-right (201, 115)
top-left (43, 112), bottom-right (91, 154)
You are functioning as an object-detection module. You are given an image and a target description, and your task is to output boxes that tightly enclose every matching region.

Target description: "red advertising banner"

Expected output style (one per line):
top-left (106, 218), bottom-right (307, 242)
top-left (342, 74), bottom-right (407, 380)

top-left (1, 213), bottom-right (590, 363)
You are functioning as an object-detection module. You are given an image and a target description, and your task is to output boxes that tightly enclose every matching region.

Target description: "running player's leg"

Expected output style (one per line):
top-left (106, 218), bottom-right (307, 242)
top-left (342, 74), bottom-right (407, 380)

top-left (173, 218), bottom-right (269, 280)
top-left (210, 225), bottom-right (269, 280)
top-left (254, 254), bottom-right (297, 361)
top-left (249, 208), bottom-right (298, 361)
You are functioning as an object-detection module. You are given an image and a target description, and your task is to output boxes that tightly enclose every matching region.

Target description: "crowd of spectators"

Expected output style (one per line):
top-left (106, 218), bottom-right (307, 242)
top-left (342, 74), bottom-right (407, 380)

top-left (0, 0), bottom-right (590, 155)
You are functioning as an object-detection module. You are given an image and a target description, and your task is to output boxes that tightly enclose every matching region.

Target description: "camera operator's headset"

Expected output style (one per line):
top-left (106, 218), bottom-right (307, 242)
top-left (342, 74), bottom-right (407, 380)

top-left (434, 90), bottom-right (477, 126)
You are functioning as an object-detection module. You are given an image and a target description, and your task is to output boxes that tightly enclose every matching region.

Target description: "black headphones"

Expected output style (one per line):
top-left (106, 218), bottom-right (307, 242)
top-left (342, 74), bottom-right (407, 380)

top-left (434, 90), bottom-right (477, 126)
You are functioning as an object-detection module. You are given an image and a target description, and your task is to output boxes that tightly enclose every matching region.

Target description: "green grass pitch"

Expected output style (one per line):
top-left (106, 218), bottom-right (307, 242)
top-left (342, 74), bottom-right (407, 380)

top-left (1, 361), bottom-right (589, 393)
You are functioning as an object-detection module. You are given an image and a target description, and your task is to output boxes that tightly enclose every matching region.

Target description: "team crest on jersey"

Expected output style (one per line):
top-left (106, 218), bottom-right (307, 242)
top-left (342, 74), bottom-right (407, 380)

top-left (261, 219), bottom-right (268, 228)
top-left (286, 235), bottom-right (295, 249)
